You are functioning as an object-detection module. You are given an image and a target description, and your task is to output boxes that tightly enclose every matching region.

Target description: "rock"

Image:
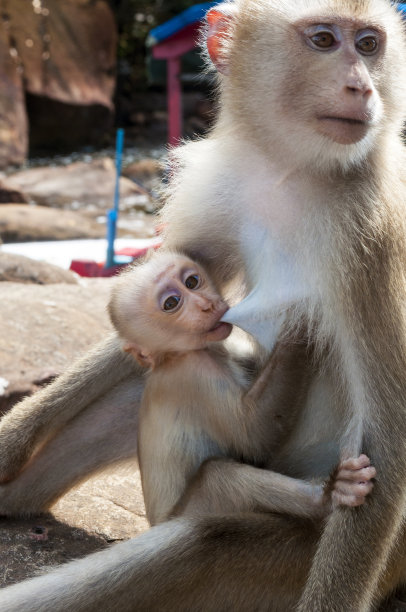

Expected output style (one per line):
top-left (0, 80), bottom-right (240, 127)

top-left (6, 159), bottom-right (152, 210)
top-left (0, 204), bottom-right (104, 242)
top-left (0, 0), bottom-right (116, 166)
top-left (0, 278), bottom-right (114, 412)
top-left (0, 180), bottom-right (27, 204)
top-left (0, 465), bottom-right (148, 588)
top-left (122, 158), bottom-right (163, 189)
top-left (52, 466), bottom-right (148, 542)
top-left (27, 95), bottom-right (113, 153)
top-left (0, 44), bottom-right (28, 166)
top-left (0, 252), bottom-right (78, 284)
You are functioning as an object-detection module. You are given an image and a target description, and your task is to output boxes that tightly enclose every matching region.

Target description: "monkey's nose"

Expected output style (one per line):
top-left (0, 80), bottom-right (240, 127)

top-left (345, 63), bottom-right (374, 98)
top-left (197, 297), bottom-right (215, 312)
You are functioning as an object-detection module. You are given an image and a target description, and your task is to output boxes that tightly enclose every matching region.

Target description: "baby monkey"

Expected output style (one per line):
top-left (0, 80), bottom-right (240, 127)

top-left (109, 251), bottom-right (375, 526)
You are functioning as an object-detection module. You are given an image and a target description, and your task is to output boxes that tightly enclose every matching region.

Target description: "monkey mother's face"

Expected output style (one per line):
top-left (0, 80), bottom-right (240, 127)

top-left (226, 0), bottom-right (406, 169)
top-left (148, 256), bottom-right (232, 352)
top-left (289, 16), bottom-right (386, 151)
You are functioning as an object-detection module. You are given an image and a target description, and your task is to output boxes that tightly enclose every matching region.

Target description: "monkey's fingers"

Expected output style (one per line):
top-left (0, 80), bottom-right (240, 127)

top-left (337, 465), bottom-right (376, 483)
top-left (339, 454), bottom-right (371, 471)
top-left (332, 480), bottom-right (374, 508)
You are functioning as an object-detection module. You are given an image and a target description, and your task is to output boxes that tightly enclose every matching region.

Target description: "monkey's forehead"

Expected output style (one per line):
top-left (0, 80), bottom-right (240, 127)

top-left (154, 263), bottom-right (177, 283)
top-left (236, 0), bottom-right (398, 23)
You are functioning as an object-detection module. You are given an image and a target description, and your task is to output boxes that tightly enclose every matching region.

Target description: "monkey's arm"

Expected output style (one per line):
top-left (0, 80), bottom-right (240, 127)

top-left (0, 376), bottom-right (140, 516)
top-left (209, 334), bottom-right (312, 462)
top-left (298, 256), bottom-right (406, 610)
top-left (161, 187), bottom-right (243, 292)
top-left (0, 333), bottom-right (138, 483)
top-left (173, 455), bottom-right (375, 520)
top-left (243, 332), bottom-right (312, 453)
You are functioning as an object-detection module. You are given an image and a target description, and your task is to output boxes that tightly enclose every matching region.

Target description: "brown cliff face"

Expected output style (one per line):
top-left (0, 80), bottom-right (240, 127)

top-left (0, 0), bottom-right (117, 166)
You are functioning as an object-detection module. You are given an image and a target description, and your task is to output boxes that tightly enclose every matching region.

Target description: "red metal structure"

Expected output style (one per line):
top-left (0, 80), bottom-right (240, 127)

top-left (152, 24), bottom-right (199, 146)
top-left (148, 3), bottom-right (217, 146)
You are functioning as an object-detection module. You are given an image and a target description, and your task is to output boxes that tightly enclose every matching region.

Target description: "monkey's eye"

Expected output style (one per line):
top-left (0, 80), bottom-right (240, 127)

top-left (184, 274), bottom-right (200, 290)
top-left (162, 295), bottom-right (181, 312)
top-left (355, 31), bottom-right (379, 56)
top-left (310, 31), bottom-right (335, 49)
top-left (304, 25), bottom-right (338, 51)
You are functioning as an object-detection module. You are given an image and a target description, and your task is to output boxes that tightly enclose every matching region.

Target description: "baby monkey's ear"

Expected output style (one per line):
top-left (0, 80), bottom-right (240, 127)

top-left (205, 3), bottom-right (237, 74)
top-left (123, 343), bottom-right (155, 369)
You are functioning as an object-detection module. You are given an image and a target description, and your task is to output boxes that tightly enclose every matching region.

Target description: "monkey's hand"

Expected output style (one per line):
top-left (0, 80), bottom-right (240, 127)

top-left (323, 454), bottom-right (376, 512)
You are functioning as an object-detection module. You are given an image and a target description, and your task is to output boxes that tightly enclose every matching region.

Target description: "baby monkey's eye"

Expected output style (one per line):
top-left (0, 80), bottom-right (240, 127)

top-left (184, 274), bottom-right (200, 290)
top-left (162, 295), bottom-right (181, 311)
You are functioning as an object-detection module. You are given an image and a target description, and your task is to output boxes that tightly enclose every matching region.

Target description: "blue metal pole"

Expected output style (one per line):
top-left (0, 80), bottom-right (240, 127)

top-left (106, 128), bottom-right (125, 268)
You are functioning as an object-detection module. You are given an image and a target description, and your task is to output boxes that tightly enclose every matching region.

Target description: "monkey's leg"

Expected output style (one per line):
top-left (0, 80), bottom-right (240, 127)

top-left (0, 376), bottom-right (140, 516)
top-left (0, 513), bottom-right (320, 612)
top-left (0, 334), bottom-right (138, 482)
top-left (377, 522), bottom-right (406, 611)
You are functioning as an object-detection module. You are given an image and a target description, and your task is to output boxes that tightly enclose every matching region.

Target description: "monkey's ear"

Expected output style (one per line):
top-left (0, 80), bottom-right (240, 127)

top-left (123, 343), bottom-right (155, 369)
top-left (206, 5), bottom-right (236, 74)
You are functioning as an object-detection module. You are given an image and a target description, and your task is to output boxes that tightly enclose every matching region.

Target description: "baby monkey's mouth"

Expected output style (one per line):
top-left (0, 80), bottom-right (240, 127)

top-left (210, 320), bottom-right (230, 331)
top-left (206, 316), bottom-right (233, 342)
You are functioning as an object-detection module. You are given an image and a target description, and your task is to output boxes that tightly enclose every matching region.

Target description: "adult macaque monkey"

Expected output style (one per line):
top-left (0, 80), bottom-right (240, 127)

top-left (109, 250), bottom-right (375, 525)
top-left (0, 0), bottom-right (405, 610)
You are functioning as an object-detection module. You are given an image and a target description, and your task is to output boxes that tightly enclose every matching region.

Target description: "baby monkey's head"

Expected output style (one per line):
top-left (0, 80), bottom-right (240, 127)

top-left (109, 250), bottom-right (231, 367)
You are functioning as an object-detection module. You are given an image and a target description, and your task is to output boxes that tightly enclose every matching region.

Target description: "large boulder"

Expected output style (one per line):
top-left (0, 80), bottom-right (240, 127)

top-left (0, 179), bottom-right (27, 204)
top-left (0, 278), bottom-right (113, 412)
top-left (0, 252), bottom-right (78, 284)
top-left (6, 159), bottom-right (151, 209)
top-left (0, 0), bottom-right (116, 166)
top-left (0, 204), bottom-right (104, 242)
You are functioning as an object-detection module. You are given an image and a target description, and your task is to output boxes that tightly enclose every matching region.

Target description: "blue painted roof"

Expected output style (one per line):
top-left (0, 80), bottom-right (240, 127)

top-left (146, 2), bottom-right (219, 47)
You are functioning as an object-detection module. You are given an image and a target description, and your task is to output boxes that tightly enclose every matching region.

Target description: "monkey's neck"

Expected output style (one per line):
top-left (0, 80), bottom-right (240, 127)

top-left (153, 344), bottom-right (228, 370)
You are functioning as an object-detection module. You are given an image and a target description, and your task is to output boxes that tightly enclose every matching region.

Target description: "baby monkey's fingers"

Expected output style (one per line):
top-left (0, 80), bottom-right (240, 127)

top-left (332, 454), bottom-right (376, 508)
top-left (338, 454), bottom-right (376, 480)
top-left (332, 480), bottom-right (374, 508)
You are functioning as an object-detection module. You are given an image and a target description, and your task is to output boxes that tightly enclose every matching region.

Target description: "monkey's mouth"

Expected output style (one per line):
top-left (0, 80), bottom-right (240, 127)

top-left (320, 116), bottom-right (367, 126)
top-left (316, 115), bottom-right (370, 144)
top-left (206, 321), bottom-right (233, 342)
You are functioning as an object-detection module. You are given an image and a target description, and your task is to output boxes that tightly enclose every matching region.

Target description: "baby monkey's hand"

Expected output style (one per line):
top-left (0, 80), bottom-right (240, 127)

top-left (324, 454), bottom-right (376, 510)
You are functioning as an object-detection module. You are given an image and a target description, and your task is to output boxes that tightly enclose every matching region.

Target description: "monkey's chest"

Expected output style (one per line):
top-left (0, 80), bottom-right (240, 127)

top-left (224, 223), bottom-right (312, 351)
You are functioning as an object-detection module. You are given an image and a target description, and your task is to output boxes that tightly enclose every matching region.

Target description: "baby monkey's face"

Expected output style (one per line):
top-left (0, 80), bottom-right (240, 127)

top-left (151, 255), bottom-right (232, 348)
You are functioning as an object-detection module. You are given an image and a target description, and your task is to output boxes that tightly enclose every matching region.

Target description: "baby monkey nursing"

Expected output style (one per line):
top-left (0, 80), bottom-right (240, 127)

top-left (109, 251), bottom-right (376, 526)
